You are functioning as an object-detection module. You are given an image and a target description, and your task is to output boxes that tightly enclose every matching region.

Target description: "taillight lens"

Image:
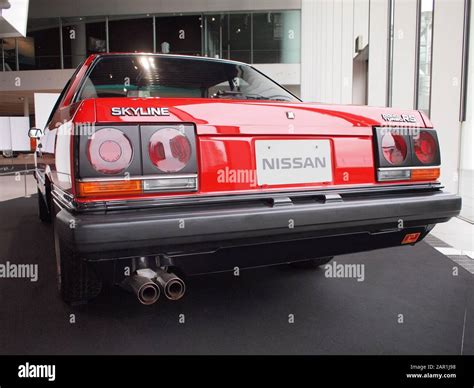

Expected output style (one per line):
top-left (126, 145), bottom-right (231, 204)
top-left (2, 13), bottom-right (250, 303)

top-left (149, 128), bottom-right (192, 172)
top-left (381, 133), bottom-right (407, 165)
top-left (87, 128), bottom-right (133, 174)
top-left (414, 131), bottom-right (436, 164)
top-left (77, 180), bottom-right (142, 197)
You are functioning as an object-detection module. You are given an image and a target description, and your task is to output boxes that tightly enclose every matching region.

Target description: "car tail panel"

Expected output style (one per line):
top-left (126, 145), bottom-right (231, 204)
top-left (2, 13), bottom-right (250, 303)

top-left (72, 97), bottom-right (438, 202)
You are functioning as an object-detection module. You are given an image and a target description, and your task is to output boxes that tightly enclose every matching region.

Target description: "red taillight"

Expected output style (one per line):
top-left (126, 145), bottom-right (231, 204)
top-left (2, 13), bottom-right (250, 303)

top-left (99, 140), bottom-right (122, 162)
top-left (87, 128), bottom-right (133, 174)
top-left (381, 133), bottom-right (407, 165)
top-left (414, 131), bottom-right (436, 164)
top-left (148, 128), bottom-right (192, 172)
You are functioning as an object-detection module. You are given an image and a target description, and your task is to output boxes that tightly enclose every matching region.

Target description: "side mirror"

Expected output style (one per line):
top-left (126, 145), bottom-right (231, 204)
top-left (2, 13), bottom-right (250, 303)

top-left (28, 127), bottom-right (43, 139)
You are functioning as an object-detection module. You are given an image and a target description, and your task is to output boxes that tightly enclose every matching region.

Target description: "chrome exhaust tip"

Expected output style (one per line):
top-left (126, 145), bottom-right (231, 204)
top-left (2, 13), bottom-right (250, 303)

top-left (154, 269), bottom-right (186, 301)
top-left (123, 275), bottom-right (161, 305)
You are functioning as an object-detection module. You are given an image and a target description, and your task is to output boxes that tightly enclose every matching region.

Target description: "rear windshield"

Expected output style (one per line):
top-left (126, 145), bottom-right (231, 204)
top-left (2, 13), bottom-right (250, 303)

top-left (76, 55), bottom-right (298, 102)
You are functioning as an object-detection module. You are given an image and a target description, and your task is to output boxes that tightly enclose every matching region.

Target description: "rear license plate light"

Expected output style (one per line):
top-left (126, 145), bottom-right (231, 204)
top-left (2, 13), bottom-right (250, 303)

top-left (142, 175), bottom-right (198, 192)
top-left (377, 169), bottom-right (411, 181)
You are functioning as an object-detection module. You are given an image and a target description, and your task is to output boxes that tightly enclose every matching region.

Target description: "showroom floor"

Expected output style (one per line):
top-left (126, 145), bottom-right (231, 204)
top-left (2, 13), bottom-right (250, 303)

top-left (0, 167), bottom-right (472, 355)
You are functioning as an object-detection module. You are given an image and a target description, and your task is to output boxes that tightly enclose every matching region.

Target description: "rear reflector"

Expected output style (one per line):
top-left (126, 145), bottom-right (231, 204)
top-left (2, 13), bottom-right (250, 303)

top-left (410, 168), bottom-right (440, 181)
top-left (401, 232), bottom-right (421, 244)
top-left (77, 180), bottom-right (142, 197)
top-left (377, 167), bottom-right (440, 182)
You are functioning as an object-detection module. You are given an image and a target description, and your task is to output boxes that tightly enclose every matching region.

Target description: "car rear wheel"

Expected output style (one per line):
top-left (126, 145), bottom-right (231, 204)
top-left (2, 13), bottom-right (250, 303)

top-left (54, 227), bottom-right (102, 305)
top-left (289, 256), bottom-right (334, 269)
top-left (2, 150), bottom-right (18, 158)
top-left (37, 188), bottom-right (51, 223)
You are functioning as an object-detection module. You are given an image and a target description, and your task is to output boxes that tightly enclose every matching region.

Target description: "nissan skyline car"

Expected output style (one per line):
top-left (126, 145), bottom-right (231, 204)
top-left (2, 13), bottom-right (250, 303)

top-left (30, 53), bottom-right (461, 305)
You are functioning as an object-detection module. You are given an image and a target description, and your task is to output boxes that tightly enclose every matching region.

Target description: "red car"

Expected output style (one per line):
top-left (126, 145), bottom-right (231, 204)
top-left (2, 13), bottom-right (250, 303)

top-left (31, 53), bottom-right (461, 305)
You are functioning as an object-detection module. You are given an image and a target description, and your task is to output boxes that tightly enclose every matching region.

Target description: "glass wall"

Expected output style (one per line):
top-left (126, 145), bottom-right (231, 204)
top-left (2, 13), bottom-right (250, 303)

top-left (109, 16), bottom-right (153, 53)
top-left (203, 10), bottom-right (300, 63)
top-left (227, 13), bottom-right (252, 62)
top-left (253, 11), bottom-right (300, 63)
top-left (62, 17), bottom-right (106, 69)
top-left (416, 0), bottom-right (434, 115)
top-left (24, 18), bottom-right (61, 70)
top-left (1, 10), bottom-right (301, 71)
top-left (2, 38), bottom-right (17, 70)
top-left (204, 14), bottom-right (224, 59)
top-left (16, 37), bottom-right (35, 70)
top-left (156, 15), bottom-right (202, 55)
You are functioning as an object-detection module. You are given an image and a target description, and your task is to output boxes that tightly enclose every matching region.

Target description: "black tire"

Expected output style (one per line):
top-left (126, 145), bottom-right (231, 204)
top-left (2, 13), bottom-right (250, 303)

top-left (2, 150), bottom-right (18, 158)
top-left (37, 188), bottom-right (51, 223)
top-left (54, 228), bottom-right (102, 305)
top-left (289, 256), bottom-right (334, 269)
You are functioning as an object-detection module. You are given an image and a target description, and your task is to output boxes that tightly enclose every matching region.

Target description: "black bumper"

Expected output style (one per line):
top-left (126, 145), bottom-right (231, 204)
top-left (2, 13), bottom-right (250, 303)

top-left (54, 188), bottom-right (461, 275)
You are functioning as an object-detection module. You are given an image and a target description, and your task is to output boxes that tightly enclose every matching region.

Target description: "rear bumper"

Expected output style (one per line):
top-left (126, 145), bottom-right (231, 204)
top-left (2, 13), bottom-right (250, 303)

top-left (55, 188), bottom-right (461, 274)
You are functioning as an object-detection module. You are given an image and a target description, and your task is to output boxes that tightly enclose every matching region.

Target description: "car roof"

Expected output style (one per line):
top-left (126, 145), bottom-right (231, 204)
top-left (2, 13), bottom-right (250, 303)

top-left (93, 52), bottom-right (249, 67)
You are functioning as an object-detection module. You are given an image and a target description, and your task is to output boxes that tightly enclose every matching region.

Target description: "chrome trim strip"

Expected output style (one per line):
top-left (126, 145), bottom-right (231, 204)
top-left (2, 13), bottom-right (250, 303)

top-left (51, 187), bottom-right (75, 211)
top-left (377, 166), bottom-right (440, 171)
top-left (72, 183), bottom-right (443, 213)
top-left (36, 171), bottom-right (45, 184)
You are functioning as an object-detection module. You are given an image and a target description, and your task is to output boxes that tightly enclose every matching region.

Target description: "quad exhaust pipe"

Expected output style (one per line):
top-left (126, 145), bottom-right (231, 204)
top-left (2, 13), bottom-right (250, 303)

top-left (122, 268), bottom-right (185, 305)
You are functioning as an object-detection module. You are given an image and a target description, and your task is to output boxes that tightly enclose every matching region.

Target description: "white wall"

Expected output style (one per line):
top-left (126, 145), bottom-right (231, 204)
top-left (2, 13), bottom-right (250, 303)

top-left (301, 0), bottom-right (356, 103)
top-left (0, 0), bottom-right (30, 38)
top-left (0, 117), bottom-right (12, 151)
top-left (341, 0), bottom-right (354, 103)
top-left (34, 93), bottom-right (61, 130)
top-left (301, 0), bottom-right (319, 102)
top-left (459, 0), bottom-right (474, 220)
top-left (0, 117), bottom-right (30, 152)
top-left (368, 0), bottom-right (389, 106)
top-left (430, 0), bottom-right (466, 194)
top-left (353, 0), bottom-right (369, 51)
top-left (332, 0), bottom-right (343, 103)
top-left (460, 1), bottom-right (474, 172)
top-left (391, 0), bottom-right (417, 109)
top-left (0, 69), bottom-right (74, 93)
